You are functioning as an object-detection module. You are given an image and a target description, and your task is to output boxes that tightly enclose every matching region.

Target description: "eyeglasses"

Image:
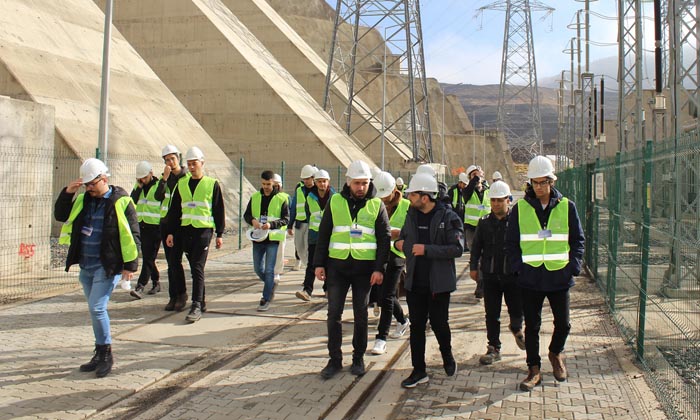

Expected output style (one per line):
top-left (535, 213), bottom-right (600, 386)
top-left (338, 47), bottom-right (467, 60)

top-left (531, 179), bottom-right (552, 187)
top-left (84, 177), bottom-right (103, 188)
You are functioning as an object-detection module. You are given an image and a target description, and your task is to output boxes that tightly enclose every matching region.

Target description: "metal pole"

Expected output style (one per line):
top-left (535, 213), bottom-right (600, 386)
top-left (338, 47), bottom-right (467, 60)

top-left (441, 92), bottom-right (445, 165)
top-left (97, 0), bottom-right (114, 164)
top-left (382, 29), bottom-right (387, 170)
top-left (238, 157), bottom-right (244, 250)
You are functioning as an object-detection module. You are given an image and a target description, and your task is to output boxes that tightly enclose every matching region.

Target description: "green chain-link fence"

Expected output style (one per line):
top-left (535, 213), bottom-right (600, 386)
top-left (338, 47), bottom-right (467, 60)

top-left (558, 131), bottom-right (700, 420)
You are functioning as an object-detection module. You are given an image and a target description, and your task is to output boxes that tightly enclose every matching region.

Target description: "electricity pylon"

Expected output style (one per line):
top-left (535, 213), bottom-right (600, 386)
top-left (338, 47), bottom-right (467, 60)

top-left (478, 0), bottom-right (553, 163)
top-left (323, 0), bottom-right (433, 163)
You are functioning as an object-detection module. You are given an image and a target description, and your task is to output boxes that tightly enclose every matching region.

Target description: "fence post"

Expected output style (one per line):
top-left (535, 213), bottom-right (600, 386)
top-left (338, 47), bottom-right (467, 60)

top-left (239, 157), bottom-right (244, 250)
top-left (607, 152), bottom-right (621, 312)
top-left (636, 140), bottom-right (653, 359)
top-left (281, 161), bottom-right (285, 189)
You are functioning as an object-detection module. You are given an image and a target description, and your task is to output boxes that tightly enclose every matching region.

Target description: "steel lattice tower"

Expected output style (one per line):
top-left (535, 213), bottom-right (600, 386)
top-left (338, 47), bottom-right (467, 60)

top-left (479, 0), bottom-right (552, 163)
top-left (618, 0), bottom-right (644, 153)
top-left (322, 0), bottom-right (433, 163)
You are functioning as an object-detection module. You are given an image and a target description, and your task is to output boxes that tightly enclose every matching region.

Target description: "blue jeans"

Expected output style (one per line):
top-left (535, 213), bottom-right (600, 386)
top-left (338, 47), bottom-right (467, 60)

top-left (253, 241), bottom-right (278, 301)
top-left (79, 266), bottom-right (120, 345)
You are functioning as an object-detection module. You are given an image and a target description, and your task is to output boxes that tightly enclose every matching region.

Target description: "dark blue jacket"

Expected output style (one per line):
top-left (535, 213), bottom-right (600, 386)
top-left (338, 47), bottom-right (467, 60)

top-left (505, 186), bottom-right (585, 292)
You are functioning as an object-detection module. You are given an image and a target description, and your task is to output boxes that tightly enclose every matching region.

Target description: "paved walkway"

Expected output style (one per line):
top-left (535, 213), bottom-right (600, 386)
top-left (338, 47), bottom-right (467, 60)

top-left (0, 240), bottom-right (668, 420)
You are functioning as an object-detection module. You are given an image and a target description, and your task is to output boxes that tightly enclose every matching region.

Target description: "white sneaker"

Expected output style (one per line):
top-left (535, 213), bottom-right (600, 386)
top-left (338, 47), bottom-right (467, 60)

top-left (274, 274), bottom-right (281, 281)
top-left (371, 339), bottom-right (387, 355)
top-left (390, 319), bottom-right (410, 339)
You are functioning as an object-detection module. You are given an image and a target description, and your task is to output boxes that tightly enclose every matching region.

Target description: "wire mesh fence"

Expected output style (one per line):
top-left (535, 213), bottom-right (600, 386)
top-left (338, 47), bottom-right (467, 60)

top-left (558, 130), bottom-right (700, 420)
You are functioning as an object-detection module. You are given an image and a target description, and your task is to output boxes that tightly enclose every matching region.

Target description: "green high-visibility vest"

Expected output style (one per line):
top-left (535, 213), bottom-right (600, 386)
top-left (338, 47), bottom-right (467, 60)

top-left (58, 193), bottom-right (139, 262)
top-left (294, 182), bottom-right (308, 221)
top-left (251, 192), bottom-right (287, 241)
top-left (179, 176), bottom-right (217, 228)
top-left (465, 189), bottom-right (490, 226)
top-left (389, 198), bottom-right (410, 259)
top-left (307, 191), bottom-right (334, 232)
top-left (160, 173), bottom-right (191, 218)
top-left (136, 184), bottom-right (161, 225)
top-left (328, 194), bottom-right (381, 261)
top-left (517, 197), bottom-right (570, 271)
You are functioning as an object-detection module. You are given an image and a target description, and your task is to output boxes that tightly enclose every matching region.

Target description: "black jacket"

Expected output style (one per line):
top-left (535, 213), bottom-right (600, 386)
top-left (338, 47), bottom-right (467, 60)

top-left (399, 201), bottom-right (464, 293)
top-left (470, 211), bottom-right (511, 274)
top-left (54, 185), bottom-right (141, 276)
top-left (505, 186), bottom-right (585, 292)
top-left (314, 182), bottom-right (391, 275)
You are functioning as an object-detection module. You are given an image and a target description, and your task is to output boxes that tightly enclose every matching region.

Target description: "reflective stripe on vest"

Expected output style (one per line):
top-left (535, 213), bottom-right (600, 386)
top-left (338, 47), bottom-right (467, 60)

top-left (179, 176), bottom-right (216, 228)
top-left (59, 194), bottom-right (138, 262)
top-left (517, 197), bottom-right (570, 271)
top-left (389, 198), bottom-right (410, 258)
top-left (294, 183), bottom-right (307, 221)
top-left (251, 192), bottom-right (287, 241)
top-left (137, 185), bottom-right (161, 225)
top-left (307, 193), bottom-right (329, 232)
top-left (465, 189), bottom-right (490, 225)
top-left (328, 195), bottom-right (381, 261)
top-left (160, 173), bottom-right (190, 218)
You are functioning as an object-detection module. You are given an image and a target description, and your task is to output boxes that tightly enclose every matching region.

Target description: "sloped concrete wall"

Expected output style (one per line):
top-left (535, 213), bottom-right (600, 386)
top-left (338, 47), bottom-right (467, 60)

top-left (0, 0), bottom-right (254, 229)
top-left (0, 95), bottom-right (54, 274)
top-left (95, 0), bottom-right (378, 173)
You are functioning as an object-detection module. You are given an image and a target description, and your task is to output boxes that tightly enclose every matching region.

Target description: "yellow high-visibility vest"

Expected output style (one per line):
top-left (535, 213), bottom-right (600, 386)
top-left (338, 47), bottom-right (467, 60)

top-left (251, 192), bottom-right (287, 241)
top-left (517, 198), bottom-right (570, 271)
top-left (179, 176), bottom-right (217, 228)
top-left (328, 194), bottom-right (381, 261)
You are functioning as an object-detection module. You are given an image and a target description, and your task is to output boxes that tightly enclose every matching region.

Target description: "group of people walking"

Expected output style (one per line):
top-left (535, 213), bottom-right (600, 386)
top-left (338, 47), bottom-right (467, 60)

top-left (55, 152), bottom-right (583, 393)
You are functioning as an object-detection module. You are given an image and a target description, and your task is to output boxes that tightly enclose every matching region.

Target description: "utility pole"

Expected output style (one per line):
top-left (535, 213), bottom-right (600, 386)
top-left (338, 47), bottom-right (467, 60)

top-left (97, 0), bottom-right (114, 164)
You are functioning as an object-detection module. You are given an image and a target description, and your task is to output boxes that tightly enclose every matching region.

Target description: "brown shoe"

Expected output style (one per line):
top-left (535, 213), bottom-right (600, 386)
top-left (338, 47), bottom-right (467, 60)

top-left (548, 351), bottom-right (567, 382)
top-left (173, 293), bottom-right (188, 312)
top-left (519, 366), bottom-right (542, 391)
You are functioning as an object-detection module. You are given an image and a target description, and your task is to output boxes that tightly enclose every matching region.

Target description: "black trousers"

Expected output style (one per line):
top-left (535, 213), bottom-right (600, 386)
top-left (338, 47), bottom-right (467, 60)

top-left (376, 260), bottom-right (407, 340)
top-left (161, 224), bottom-right (186, 299)
top-left (326, 264), bottom-right (372, 362)
top-left (482, 273), bottom-right (523, 349)
top-left (406, 289), bottom-right (452, 373)
top-left (521, 287), bottom-right (571, 367)
top-left (136, 223), bottom-right (161, 288)
top-left (302, 243), bottom-right (317, 294)
top-left (181, 226), bottom-right (213, 304)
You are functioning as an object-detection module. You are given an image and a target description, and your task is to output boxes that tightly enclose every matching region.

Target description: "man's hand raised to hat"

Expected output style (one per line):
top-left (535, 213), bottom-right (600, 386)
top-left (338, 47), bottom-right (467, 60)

top-left (66, 178), bottom-right (83, 194)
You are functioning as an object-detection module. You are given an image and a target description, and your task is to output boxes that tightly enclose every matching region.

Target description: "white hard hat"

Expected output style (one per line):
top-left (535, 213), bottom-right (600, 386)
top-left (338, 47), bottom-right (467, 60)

top-left (184, 146), bottom-right (204, 161)
top-left (245, 228), bottom-right (269, 242)
top-left (315, 169), bottom-right (330, 180)
top-left (80, 158), bottom-right (109, 182)
top-left (489, 181), bottom-right (511, 198)
top-left (300, 164), bottom-right (317, 179)
top-left (135, 161), bottom-right (153, 178)
top-left (458, 172), bottom-right (469, 183)
top-left (161, 144), bottom-right (180, 157)
top-left (373, 171), bottom-right (396, 199)
top-left (370, 166), bottom-right (382, 180)
top-left (492, 171), bottom-right (503, 181)
top-left (405, 173), bottom-right (438, 194)
top-left (466, 165), bottom-right (479, 176)
top-left (416, 164), bottom-right (436, 177)
top-left (272, 173), bottom-right (282, 184)
top-left (395, 177), bottom-right (404, 187)
top-left (346, 160), bottom-right (372, 179)
top-left (527, 155), bottom-right (557, 180)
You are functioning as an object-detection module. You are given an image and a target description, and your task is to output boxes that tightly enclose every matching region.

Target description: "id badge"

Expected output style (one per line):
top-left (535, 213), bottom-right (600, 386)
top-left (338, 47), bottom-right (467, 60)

top-left (350, 223), bottom-right (363, 238)
top-left (187, 202), bottom-right (197, 208)
top-left (260, 215), bottom-right (268, 224)
top-left (478, 204), bottom-right (486, 211)
top-left (81, 225), bottom-right (94, 236)
top-left (538, 229), bottom-right (552, 239)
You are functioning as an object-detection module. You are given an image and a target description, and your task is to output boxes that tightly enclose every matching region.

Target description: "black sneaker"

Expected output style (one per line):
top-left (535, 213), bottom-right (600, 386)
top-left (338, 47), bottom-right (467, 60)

top-left (147, 283), bottom-right (161, 295)
top-left (201, 301), bottom-right (207, 313)
top-left (130, 285), bottom-right (144, 300)
top-left (401, 370), bottom-right (429, 388)
top-left (350, 358), bottom-right (365, 376)
top-left (164, 298), bottom-right (176, 311)
top-left (320, 359), bottom-right (342, 380)
top-left (443, 357), bottom-right (458, 377)
top-left (185, 302), bottom-right (202, 323)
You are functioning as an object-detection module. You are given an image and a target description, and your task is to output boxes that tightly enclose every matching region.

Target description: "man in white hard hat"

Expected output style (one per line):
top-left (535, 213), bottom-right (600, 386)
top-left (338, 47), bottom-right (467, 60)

top-left (395, 176), bottom-right (406, 195)
top-left (243, 170), bottom-right (290, 311)
top-left (271, 173), bottom-right (289, 285)
top-left (463, 164), bottom-right (490, 298)
top-left (447, 172), bottom-right (469, 234)
top-left (154, 144), bottom-right (189, 312)
top-left (505, 155), bottom-right (584, 391)
top-left (166, 147), bottom-right (225, 323)
top-left (314, 160), bottom-right (391, 380)
top-left (368, 171), bottom-right (410, 356)
top-left (394, 172), bottom-right (463, 388)
top-left (295, 169), bottom-right (335, 302)
top-left (469, 180), bottom-right (525, 366)
top-left (492, 171), bottom-right (503, 183)
top-left (289, 164), bottom-right (317, 271)
top-left (129, 161), bottom-right (162, 299)
top-left (54, 158), bottom-right (140, 378)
